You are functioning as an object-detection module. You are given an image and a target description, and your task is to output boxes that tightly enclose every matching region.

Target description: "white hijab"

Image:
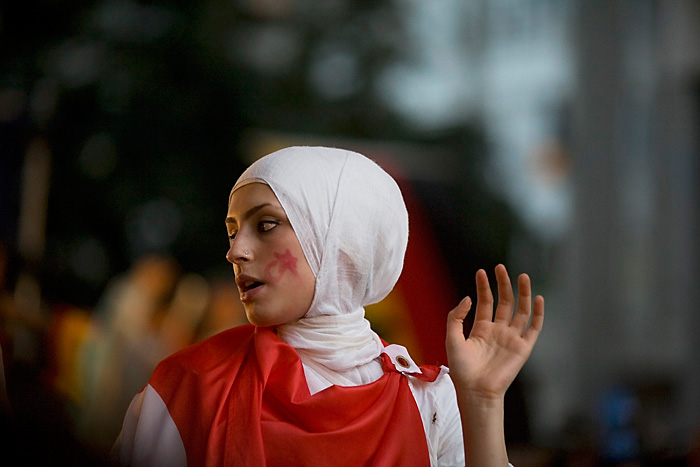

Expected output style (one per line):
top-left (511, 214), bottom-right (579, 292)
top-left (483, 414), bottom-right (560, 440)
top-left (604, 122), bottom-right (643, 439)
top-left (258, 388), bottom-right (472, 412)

top-left (231, 146), bottom-right (409, 392)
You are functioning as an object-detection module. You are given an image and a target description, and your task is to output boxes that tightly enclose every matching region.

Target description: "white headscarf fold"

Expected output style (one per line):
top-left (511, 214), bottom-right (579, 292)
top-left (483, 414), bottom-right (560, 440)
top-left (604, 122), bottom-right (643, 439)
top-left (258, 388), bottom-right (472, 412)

top-left (231, 146), bottom-right (409, 391)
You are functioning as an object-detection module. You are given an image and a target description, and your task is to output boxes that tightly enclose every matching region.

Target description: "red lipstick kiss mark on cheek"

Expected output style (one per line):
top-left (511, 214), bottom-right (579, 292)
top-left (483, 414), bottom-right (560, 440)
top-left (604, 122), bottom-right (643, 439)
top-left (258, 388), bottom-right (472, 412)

top-left (264, 249), bottom-right (298, 283)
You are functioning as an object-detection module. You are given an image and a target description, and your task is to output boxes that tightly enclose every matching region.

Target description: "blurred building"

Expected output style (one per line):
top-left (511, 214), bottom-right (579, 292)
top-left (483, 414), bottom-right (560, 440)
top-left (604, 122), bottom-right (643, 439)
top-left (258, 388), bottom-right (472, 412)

top-left (382, 0), bottom-right (700, 460)
top-left (562, 0), bottom-right (700, 460)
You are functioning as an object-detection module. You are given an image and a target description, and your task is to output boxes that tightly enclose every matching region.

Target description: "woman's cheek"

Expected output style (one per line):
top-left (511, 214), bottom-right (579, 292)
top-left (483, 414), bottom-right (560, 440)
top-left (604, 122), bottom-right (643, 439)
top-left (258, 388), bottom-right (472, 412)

top-left (264, 249), bottom-right (299, 284)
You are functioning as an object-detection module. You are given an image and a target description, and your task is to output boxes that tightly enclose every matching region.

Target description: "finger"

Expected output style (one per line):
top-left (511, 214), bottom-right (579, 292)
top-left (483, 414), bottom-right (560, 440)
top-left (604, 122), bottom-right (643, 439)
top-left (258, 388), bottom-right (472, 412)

top-left (493, 264), bottom-right (514, 323)
top-left (474, 269), bottom-right (494, 323)
top-left (524, 295), bottom-right (545, 345)
top-left (446, 296), bottom-right (472, 346)
top-left (510, 273), bottom-right (532, 333)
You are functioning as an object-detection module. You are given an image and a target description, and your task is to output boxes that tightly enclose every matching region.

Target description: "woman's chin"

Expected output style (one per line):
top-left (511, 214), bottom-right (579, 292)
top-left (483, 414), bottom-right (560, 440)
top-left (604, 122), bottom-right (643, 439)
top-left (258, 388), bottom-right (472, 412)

top-left (245, 311), bottom-right (278, 328)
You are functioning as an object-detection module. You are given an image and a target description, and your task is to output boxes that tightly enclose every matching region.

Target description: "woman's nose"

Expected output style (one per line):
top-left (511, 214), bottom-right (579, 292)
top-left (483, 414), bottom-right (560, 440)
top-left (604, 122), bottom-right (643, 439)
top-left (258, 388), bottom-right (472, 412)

top-left (227, 238), bottom-right (251, 265)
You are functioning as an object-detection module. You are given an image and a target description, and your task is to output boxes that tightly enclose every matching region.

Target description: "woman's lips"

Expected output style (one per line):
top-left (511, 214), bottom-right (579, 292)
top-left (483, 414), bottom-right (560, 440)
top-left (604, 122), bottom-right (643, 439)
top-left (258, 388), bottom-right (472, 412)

top-left (236, 275), bottom-right (265, 302)
top-left (240, 283), bottom-right (264, 302)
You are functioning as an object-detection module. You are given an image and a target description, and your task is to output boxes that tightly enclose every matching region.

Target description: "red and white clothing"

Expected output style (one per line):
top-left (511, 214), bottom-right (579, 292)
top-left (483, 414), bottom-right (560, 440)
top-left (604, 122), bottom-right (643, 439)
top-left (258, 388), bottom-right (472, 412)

top-left (115, 325), bottom-right (465, 466)
top-left (115, 147), bottom-right (512, 466)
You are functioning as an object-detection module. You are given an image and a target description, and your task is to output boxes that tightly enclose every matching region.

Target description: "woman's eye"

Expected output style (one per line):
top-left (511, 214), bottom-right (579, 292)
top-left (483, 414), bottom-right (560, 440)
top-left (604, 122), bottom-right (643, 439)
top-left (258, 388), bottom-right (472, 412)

top-left (259, 221), bottom-right (278, 232)
top-left (228, 231), bottom-right (237, 241)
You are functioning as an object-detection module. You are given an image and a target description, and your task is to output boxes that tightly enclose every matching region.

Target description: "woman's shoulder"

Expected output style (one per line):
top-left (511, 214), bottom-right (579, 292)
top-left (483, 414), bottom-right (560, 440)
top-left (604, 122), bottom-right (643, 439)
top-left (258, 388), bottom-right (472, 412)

top-left (408, 367), bottom-right (456, 399)
top-left (406, 366), bottom-right (459, 422)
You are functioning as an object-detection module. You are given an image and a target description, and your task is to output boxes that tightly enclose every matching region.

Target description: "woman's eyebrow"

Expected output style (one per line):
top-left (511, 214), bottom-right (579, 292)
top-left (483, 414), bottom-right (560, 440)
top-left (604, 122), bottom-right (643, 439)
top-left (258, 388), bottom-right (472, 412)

top-left (225, 203), bottom-right (272, 224)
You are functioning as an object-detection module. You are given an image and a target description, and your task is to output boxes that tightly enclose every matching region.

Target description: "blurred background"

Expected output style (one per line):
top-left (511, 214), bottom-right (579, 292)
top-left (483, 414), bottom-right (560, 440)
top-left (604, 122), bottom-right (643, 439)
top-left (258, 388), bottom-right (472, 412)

top-left (1, 0), bottom-right (699, 465)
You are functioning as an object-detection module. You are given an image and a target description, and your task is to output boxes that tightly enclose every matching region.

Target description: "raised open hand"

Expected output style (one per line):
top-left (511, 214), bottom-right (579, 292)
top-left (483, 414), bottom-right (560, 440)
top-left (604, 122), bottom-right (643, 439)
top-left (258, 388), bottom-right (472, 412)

top-left (446, 264), bottom-right (544, 401)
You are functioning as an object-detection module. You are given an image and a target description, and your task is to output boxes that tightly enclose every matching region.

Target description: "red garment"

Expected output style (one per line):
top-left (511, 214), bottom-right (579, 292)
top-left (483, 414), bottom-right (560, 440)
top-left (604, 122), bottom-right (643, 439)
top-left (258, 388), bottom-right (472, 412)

top-left (149, 325), bottom-right (441, 466)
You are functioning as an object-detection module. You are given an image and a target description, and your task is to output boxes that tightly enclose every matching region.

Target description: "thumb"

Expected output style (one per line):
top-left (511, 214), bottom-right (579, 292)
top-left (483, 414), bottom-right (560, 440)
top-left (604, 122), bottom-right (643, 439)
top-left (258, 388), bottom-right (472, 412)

top-left (446, 296), bottom-right (471, 346)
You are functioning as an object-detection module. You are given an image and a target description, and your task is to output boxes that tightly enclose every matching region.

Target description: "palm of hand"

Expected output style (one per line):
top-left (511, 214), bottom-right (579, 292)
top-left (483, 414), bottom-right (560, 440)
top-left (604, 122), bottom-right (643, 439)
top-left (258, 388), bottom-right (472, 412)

top-left (446, 265), bottom-right (544, 400)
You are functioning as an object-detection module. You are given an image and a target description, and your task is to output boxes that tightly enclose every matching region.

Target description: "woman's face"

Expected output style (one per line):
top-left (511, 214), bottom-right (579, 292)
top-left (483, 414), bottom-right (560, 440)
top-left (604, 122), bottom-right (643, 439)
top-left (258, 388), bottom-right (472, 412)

top-left (226, 182), bottom-right (315, 327)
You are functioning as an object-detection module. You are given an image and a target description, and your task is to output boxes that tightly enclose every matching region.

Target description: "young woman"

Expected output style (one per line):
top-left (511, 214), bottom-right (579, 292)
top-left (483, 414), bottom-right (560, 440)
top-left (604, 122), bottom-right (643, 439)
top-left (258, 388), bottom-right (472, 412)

top-left (115, 146), bottom-right (544, 466)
